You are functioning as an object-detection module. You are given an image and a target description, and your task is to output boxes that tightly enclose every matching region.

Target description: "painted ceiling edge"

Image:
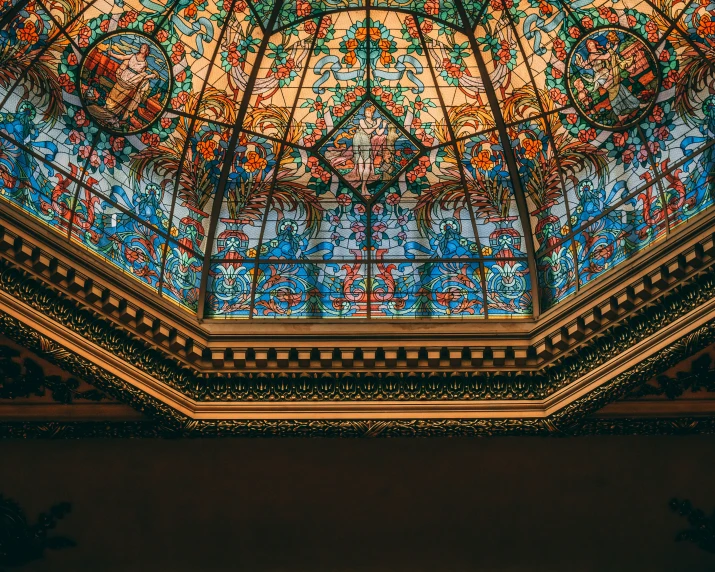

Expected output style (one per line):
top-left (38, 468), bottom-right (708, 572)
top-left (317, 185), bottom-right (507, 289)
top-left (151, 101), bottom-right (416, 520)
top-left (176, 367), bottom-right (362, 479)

top-left (1, 211), bottom-right (715, 410)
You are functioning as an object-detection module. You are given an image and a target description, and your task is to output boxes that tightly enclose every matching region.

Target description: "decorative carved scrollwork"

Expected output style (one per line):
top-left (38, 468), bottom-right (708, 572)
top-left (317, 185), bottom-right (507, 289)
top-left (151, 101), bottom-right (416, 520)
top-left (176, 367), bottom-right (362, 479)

top-left (630, 347), bottom-right (715, 400)
top-left (0, 494), bottom-right (74, 569)
top-left (0, 343), bottom-right (106, 404)
top-left (670, 498), bottom-right (715, 554)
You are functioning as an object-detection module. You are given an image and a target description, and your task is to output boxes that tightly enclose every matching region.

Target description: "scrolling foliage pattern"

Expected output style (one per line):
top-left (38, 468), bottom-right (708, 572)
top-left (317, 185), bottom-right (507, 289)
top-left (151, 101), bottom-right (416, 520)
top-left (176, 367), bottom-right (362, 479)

top-left (1, 251), bottom-right (715, 434)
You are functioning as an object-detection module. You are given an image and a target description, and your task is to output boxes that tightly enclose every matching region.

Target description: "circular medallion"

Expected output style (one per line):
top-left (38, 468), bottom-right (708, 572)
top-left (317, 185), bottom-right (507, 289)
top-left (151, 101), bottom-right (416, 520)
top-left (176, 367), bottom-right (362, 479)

top-left (566, 28), bottom-right (659, 130)
top-left (79, 32), bottom-right (171, 134)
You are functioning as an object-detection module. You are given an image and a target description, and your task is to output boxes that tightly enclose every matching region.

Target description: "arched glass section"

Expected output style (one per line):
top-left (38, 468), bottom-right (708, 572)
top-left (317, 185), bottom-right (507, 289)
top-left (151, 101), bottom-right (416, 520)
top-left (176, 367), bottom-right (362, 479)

top-left (0, 0), bottom-right (712, 318)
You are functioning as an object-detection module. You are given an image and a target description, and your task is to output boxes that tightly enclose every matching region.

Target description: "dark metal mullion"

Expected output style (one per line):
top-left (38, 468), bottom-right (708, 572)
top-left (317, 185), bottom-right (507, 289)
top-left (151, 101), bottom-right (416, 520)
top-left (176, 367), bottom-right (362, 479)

top-left (36, 0), bottom-right (83, 51)
top-left (637, 124), bottom-right (671, 236)
top-left (68, 175), bottom-right (197, 249)
top-left (0, 0), bottom-right (33, 30)
top-left (66, 131), bottom-right (102, 241)
top-left (551, 0), bottom-right (587, 36)
top-left (213, 256), bottom-right (530, 264)
top-left (270, 7), bottom-right (462, 38)
top-left (455, 0), bottom-right (541, 318)
top-left (504, 10), bottom-right (581, 293)
top-left (0, 0), bottom-right (99, 113)
top-left (466, 0), bottom-right (493, 34)
top-left (245, 0), bottom-right (268, 34)
top-left (642, 0), bottom-right (714, 68)
top-left (651, 0), bottom-right (698, 45)
top-left (0, 130), bottom-right (81, 182)
top-left (148, 0), bottom-right (192, 40)
top-left (248, 16), bottom-right (321, 317)
top-left (157, 0), bottom-right (241, 297)
top-left (538, 137), bottom-right (715, 260)
top-left (416, 15), bottom-right (489, 317)
top-left (365, 0), bottom-right (371, 318)
top-left (424, 103), bottom-right (575, 152)
top-left (195, 0), bottom-right (286, 321)
top-left (659, 0), bottom-right (715, 68)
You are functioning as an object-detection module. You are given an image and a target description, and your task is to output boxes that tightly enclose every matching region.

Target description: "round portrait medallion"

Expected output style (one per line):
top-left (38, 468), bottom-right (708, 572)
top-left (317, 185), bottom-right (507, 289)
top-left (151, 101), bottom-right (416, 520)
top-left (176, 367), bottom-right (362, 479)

top-left (566, 28), bottom-right (659, 130)
top-left (79, 32), bottom-right (171, 134)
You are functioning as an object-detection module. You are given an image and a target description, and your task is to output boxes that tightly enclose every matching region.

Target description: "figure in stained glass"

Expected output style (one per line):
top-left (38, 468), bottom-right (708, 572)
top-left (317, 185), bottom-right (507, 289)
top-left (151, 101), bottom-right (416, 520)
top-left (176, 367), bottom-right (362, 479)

top-left (568, 29), bottom-right (658, 129)
top-left (352, 104), bottom-right (385, 193)
top-left (0, 102), bottom-right (57, 218)
top-left (320, 103), bottom-right (417, 196)
top-left (80, 33), bottom-right (171, 133)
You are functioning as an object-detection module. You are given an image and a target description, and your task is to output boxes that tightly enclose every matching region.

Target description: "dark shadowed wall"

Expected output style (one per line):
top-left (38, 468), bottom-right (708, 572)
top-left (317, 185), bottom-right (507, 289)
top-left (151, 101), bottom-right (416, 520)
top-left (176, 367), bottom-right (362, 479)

top-left (1, 435), bottom-right (715, 571)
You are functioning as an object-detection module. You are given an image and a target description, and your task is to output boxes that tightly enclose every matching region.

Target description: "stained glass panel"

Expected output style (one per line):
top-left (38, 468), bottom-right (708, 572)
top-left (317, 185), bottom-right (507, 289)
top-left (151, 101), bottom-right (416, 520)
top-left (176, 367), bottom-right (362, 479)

top-left (1, 0), bottom-right (712, 318)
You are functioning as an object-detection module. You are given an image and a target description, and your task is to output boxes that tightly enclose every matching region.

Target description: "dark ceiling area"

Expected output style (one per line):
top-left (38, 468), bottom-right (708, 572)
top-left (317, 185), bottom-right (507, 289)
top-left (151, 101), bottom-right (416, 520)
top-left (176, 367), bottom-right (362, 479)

top-left (1, 435), bottom-right (715, 571)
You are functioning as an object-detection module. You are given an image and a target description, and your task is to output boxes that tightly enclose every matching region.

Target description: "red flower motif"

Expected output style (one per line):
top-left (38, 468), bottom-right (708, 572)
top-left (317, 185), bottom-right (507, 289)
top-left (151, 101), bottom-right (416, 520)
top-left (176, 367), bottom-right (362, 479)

top-left (296, 0), bottom-right (310, 17)
top-left (650, 105), bottom-right (664, 123)
top-left (549, 88), bottom-right (568, 106)
top-left (141, 132), bottom-right (160, 147)
top-left (303, 20), bottom-right (316, 35)
top-left (597, 6), bottom-right (618, 24)
top-left (582, 17), bottom-right (593, 29)
top-left (622, 146), bottom-right (635, 164)
top-left (612, 132), bottom-right (628, 147)
top-left (662, 69), bottom-right (680, 89)
top-left (337, 193), bottom-right (351, 206)
top-left (317, 16), bottom-right (331, 39)
top-left (67, 53), bottom-right (78, 66)
top-left (58, 73), bottom-right (74, 93)
top-left (160, 117), bottom-right (172, 129)
top-left (386, 193), bottom-right (400, 206)
top-left (553, 38), bottom-right (566, 61)
top-left (74, 109), bottom-right (89, 127)
top-left (144, 20), bottom-right (155, 33)
top-left (110, 136), bottom-right (125, 152)
top-left (490, 0), bottom-right (513, 10)
top-left (654, 126), bottom-right (669, 140)
top-left (103, 150), bottom-right (116, 169)
top-left (68, 130), bottom-right (82, 145)
top-left (156, 30), bottom-right (169, 43)
top-left (577, 128), bottom-right (597, 143)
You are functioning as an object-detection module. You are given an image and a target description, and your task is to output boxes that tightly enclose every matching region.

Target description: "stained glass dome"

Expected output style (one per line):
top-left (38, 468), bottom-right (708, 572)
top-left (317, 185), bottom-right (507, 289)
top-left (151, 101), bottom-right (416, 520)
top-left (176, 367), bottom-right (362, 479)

top-left (0, 0), bottom-right (713, 319)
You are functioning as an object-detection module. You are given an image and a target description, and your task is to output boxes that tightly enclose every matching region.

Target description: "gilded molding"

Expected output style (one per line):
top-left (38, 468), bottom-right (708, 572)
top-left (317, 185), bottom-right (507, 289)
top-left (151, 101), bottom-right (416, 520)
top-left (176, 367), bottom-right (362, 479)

top-left (1, 213), bottom-right (715, 374)
top-left (1, 416), bottom-right (714, 438)
top-left (3, 254), bottom-right (715, 404)
top-left (2, 213), bottom-right (715, 433)
top-left (1, 310), bottom-right (715, 434)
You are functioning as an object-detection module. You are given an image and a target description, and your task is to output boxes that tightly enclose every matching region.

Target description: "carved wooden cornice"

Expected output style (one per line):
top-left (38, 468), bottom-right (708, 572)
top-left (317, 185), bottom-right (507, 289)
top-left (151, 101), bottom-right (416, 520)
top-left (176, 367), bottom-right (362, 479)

top-left (1, 208), bottom-right (715, 433)
top-left (1, 207), bottom-right (715, 373)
